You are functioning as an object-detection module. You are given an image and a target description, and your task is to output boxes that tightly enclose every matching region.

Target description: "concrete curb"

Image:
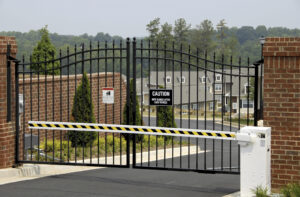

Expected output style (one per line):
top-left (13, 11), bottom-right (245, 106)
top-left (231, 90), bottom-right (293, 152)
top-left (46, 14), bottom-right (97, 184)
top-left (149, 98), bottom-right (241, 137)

top-left (223, 191), bottom-right (240, 197)
top-left (0, 164), bottom-right (99, 185)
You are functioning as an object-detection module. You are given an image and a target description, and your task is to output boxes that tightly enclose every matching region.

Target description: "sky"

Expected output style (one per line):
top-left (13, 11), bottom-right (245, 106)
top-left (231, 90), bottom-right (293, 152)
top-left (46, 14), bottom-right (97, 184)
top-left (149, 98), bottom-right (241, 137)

top-left (0, 0), bottom-right (299, 37)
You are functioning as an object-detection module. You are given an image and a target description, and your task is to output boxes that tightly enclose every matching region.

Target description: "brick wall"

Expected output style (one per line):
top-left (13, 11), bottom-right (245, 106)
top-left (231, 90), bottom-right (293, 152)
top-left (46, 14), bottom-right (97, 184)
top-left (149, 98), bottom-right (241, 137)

top-left (19, 73), bottom-right (127, 137)
top-left (0, 36), bottom-right (17, 168)
top-left (263, 37), bottom-right (300, 189)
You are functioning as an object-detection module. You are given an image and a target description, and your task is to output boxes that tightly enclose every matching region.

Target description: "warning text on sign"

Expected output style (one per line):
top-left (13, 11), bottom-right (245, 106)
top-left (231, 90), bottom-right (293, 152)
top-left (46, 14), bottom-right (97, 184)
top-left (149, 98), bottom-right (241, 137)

top-left (149, 89), bottom-right (173, 106)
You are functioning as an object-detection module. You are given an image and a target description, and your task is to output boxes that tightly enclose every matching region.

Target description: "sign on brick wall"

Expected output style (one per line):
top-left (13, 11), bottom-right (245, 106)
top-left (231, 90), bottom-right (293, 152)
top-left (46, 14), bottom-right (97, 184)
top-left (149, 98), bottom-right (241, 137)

top-left (102, 87), bottom-right (114, 104)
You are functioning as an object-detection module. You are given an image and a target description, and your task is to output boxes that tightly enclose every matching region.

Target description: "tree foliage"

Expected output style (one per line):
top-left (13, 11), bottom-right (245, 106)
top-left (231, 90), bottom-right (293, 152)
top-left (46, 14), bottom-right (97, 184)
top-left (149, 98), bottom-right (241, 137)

top-left (122, 79), bottom-right (143, 142)
top-left (190, 19), bottom-right (215, 54)
top-left (69, 72), bottom-right (96, 147)
top-left (156, 85), bottom-right (177, 129)
top-left (31, 26), bottom-right (60, 75)
top-left (173, 18), bottom-right (191, 44)
top-left (146, 18), bottom-right (161, 42)
top-left (122, 79), bottom-right (142, 126)
top-left (2, 20), bottom-right (300, 71)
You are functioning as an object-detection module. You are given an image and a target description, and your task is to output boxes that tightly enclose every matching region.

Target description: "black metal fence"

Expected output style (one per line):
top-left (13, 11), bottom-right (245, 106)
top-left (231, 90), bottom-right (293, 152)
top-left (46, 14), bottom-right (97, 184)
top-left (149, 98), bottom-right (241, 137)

top-left (8, 38), bottom-right (260, 174)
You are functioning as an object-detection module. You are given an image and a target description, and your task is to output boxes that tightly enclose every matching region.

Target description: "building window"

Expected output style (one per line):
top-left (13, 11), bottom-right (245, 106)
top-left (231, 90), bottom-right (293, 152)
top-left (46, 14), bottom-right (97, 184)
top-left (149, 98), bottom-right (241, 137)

top-left (215, 84), bottom-right (222, 91)
top-left (209, 102), bottom-right (214, 111)
top-left (216, 95), bottom-right (222, 103)
top-left (166, 76), bottom-right (171, 84)
top-left (192, 104), bottom-right (198, 110)
top-left (232, 103), bottom-right (237, 109)
top-left (216, 74), bottom-right (222, 82)
top-left (177, 76), bottom-right (185, 83)
top-left (244, 83), bottom-right (250, 94)
top-left (240, 99), bottom-right (254, 108)
top-left (182, 105), bottom-right (188, 110)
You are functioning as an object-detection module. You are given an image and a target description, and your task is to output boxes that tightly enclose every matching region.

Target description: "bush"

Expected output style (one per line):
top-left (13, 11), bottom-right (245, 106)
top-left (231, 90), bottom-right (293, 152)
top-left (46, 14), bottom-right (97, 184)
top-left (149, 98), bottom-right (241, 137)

top-left (36, 139), bottom-right (71, 162)
top-left (157, 86), bottom-right (177, 141)
top-left (68, 72), bottom-right (97, 147)
top-left (122, 79), bottom-right (143, 142)
top-left (281, 183), bottom-right (300, 197)
top-left (122, 79), bottom-right (142, 126)
top-left (252, 185), bottom-right (269, 197)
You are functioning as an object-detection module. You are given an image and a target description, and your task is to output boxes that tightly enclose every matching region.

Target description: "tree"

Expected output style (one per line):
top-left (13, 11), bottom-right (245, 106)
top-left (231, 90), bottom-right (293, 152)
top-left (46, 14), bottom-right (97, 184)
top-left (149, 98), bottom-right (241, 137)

top-left (146, 18), bottom-right (161, 42)
top-left (69, 72), bottom-right (96, 147)
top-left (157, 105), bottom-right (177, 128)
top-left (216, 19), bottom-right (228, 55)
top-left (190, 19), bottom-right (215, 54)
top-left (255, 25), bottom-right (267, 38)
top-left (122, 79), bottom-right (143, 141)
top-left (226, 36), bottom-right (239, 56)
top-left (157, 22), bottom-right (174, 44)
top-left (174, 18), bottom-right (191, 45)
top-left (31, 26), bottom-right (60, 75)
top-left (156, 86), bottom-right (177, 141)
top-left (123, 79), bottom-right (142, 126)
top-left (236, 26), bottom-right (257, 44)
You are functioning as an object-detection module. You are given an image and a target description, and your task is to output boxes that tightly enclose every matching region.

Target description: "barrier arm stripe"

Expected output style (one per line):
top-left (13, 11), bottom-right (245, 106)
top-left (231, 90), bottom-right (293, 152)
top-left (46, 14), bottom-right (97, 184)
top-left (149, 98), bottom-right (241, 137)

top-left (28, 121), bottom-right (236, 140)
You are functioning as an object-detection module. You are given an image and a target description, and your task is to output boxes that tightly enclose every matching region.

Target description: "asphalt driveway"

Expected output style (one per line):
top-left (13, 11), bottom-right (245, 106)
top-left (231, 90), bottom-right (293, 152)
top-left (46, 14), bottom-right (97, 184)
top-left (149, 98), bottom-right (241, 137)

top-left (0, 166), bottom-right (239, 197)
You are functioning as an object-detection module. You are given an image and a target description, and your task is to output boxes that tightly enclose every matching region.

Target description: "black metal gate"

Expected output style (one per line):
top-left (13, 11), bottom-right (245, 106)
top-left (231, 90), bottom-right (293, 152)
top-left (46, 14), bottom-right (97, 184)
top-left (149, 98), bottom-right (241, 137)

top-left (13, 39), bottom-right (131, 168)
top-left (131, 38), bottom-right (259, 174)
top-left (9, 38), bottom-right (259, 174)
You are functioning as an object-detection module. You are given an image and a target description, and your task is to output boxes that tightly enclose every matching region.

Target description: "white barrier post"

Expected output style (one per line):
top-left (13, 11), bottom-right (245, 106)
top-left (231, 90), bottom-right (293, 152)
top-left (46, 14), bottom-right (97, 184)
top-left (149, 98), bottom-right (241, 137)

top-left (237, 126), bottom-right (271, 197)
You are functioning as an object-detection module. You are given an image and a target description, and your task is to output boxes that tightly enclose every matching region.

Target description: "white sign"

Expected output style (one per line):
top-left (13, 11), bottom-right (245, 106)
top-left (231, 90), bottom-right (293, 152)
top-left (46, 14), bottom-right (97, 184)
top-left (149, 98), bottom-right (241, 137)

top-left (102, 88), bottom-right (114, 104)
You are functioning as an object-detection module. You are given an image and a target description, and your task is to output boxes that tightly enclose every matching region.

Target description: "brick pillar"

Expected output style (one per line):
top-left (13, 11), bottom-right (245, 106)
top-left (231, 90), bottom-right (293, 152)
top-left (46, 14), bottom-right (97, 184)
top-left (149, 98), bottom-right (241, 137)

top-left (263, 37), bottom-right (300, 190)
top-left (0, 36), bottom-right (17, 169)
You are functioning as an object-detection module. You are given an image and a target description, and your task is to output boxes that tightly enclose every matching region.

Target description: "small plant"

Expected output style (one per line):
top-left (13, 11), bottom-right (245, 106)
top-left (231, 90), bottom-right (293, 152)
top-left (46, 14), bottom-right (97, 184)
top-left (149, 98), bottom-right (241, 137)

top-left (252, 185), bottom-right (269, 197)
top-left (281, 183), bottom-right (300, 197)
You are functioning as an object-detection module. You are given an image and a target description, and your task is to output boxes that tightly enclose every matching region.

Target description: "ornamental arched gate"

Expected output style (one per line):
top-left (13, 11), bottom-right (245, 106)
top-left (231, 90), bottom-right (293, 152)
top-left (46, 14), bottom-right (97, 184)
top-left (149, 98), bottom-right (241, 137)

top-left (7, 38), bottom-right (261, 174)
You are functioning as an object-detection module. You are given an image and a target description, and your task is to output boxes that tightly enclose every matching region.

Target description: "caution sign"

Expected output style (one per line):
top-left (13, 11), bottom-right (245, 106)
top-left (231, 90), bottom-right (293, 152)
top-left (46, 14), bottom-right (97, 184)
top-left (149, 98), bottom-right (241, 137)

top-left (102, 88), bottom-right (114, 104)
top-left (149, 89), bottom-right (173, 106)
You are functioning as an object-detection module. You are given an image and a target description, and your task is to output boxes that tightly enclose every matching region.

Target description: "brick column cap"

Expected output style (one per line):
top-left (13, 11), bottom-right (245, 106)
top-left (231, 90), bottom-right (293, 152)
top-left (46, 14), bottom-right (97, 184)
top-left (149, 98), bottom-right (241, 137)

top-left (0, 36), bottom-right (17, 54)
top-left (263, 37), bottom-right (300, 57)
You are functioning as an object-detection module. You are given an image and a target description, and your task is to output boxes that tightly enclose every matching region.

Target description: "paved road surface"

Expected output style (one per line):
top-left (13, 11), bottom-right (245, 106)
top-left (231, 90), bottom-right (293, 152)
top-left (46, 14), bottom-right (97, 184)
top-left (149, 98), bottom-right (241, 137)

top-left (0, 167), bottom-right (239, 197)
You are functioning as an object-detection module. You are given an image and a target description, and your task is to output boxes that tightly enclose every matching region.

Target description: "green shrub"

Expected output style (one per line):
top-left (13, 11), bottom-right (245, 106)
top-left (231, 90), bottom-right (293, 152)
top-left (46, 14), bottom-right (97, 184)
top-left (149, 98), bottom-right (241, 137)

top-left (122, 79), bottom-right (142, 126)
top-left (281, 183), bottom-right (300, 197)
top-left (157, 85), bottom-right (177, 141)
top-left (36, 139), bottom-right (71, 161)
top-left (40, 139), bottom-right (69, 152)
top-left (252, 185), bottom-right (269, 197)
top-left (122, 79), bottom-right (143, 142)
top-left (68, 72), bottom-right (97, 147)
